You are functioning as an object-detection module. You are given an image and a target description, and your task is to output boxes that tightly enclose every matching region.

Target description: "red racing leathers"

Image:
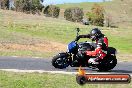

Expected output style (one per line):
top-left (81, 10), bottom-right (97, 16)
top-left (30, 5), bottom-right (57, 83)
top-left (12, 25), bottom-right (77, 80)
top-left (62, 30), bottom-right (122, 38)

top-left (86, 35), bottom-right (108, 61)
top-left (76, 34), bottom-right (108, 62)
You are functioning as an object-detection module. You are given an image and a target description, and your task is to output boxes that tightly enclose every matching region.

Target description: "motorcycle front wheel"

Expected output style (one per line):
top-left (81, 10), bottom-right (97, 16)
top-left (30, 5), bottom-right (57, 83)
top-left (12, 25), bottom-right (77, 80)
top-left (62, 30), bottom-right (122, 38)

top-left (52, 53), bottom-right (70, 69)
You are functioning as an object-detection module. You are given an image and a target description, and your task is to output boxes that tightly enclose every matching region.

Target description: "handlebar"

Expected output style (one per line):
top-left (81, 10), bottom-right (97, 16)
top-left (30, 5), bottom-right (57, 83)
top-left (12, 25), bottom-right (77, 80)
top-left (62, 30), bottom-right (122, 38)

top-left (74, 28), bottom-right (91, 41)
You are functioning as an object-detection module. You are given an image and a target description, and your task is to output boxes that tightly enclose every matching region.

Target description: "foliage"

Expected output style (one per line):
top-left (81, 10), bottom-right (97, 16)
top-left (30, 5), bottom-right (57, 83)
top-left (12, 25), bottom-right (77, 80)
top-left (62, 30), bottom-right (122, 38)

top-left (15, 0), bottom-right (44, 14)
top-left (86, 3), bottom-right (104, 26)
top-left (44, 5), bottom-right (60, 18)
top-left (64, 7), bottom-right (84, 22)
top-left (0, 0), bottom-right (9, 10)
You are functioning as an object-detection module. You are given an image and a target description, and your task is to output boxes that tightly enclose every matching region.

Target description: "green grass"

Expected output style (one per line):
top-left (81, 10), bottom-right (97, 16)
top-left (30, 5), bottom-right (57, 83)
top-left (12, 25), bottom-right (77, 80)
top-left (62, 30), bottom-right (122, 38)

top-left (104, 29), bottom-right (132, 54)
top-left (58, 0), bottom-right (132, 28)
top-left (8, 24), bottom-right (132, 54)
top-left (0, 50), bottom-right (55, 58)
top-left (0, 10), bottom-right (131, 60)
top-left (0, 71), bottom-right (132, 88)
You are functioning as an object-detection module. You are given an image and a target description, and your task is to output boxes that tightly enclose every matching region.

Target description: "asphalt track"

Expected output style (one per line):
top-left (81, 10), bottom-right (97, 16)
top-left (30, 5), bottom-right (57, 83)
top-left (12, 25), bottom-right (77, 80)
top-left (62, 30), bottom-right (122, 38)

top-left (0, 56), bottom-right (132, 75)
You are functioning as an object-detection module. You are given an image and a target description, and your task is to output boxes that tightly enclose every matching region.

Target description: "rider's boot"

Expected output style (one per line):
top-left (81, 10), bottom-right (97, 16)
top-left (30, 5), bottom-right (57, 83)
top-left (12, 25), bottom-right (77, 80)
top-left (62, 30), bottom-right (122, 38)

top-left (88, 58), bottom-right (99, 69)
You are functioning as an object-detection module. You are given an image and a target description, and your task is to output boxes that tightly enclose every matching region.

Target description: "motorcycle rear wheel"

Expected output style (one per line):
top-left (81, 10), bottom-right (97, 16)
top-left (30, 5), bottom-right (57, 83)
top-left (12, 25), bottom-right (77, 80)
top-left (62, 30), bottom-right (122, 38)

top-left (97, 56), bottom-right (117, 71)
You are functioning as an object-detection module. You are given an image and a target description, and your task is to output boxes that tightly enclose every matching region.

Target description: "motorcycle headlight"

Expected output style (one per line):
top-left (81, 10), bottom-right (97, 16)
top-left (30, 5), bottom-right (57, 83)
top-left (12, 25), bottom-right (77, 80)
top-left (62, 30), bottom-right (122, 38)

top-left (67, 46), bottom-right (69, 52)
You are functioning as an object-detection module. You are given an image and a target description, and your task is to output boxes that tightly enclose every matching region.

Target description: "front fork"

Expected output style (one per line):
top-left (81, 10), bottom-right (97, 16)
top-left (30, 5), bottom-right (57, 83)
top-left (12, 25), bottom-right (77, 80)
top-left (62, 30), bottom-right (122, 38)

top-left (64, 52), bottom-right (72, 65)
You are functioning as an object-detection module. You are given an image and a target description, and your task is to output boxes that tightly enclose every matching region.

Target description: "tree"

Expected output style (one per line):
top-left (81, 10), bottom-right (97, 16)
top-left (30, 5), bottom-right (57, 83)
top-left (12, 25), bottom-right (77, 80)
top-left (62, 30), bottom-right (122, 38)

top-left (0, 0), bottom-right (9, 9)
top-left (86, 3), bottom-right (105, 26)
top-left (44, 5), bottom-right (60, 18)
top-left (15, 0), bottom-right (44, 14)
top-left (64, 7), bottom-right (84, 22)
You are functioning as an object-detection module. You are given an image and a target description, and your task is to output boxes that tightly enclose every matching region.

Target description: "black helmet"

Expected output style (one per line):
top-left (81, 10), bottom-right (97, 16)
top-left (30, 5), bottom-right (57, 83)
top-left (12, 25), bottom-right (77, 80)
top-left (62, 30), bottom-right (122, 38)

top-left (90, 28), bottom-right (102, 41)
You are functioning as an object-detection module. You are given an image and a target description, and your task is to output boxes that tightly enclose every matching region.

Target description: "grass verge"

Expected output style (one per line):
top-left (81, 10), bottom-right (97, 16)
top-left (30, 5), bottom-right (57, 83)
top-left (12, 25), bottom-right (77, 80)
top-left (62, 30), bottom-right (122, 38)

top-left (0, 10), bottom-right (131, 61)
top-left (0, 71), bottom-right (132, 88)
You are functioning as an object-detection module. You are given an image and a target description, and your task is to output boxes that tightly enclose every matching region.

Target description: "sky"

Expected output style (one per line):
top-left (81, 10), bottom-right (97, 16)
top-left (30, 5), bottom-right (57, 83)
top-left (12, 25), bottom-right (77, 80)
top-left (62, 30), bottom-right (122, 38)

top-left (42, 0), bottom-right (112, 6)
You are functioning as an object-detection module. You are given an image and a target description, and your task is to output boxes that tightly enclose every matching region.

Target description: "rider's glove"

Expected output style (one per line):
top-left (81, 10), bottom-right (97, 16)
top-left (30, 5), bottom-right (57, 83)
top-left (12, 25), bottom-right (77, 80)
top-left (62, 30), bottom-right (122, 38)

top-left (81, 51), bottom-right (86, 55)
top-left (87, 34), bottom-right (91, 39)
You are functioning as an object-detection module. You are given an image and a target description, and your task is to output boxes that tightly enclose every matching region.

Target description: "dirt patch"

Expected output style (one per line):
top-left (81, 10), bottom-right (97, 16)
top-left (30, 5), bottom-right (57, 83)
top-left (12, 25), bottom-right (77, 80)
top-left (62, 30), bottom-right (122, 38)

top-left (0, 41), bottom-right (132, 61)
top-left (0, 41), bottom-right (66, 53)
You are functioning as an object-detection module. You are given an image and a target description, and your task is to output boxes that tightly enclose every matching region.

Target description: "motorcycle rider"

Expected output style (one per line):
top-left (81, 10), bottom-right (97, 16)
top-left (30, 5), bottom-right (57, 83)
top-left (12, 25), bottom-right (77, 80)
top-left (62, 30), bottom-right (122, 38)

top-left (75, 28), bottom-right (108, 65)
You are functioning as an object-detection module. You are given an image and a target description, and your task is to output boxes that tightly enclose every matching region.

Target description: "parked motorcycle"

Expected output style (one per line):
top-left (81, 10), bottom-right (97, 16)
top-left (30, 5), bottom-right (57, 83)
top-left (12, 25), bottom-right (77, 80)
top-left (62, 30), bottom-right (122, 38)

top-left (52, 28), bottom-right (117, 71)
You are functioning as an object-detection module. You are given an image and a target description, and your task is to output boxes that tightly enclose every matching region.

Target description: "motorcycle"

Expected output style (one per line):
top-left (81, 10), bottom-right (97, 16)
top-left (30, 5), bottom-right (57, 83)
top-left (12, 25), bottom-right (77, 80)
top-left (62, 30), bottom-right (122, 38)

top-left (52, 28), bottom-right (117, 71)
